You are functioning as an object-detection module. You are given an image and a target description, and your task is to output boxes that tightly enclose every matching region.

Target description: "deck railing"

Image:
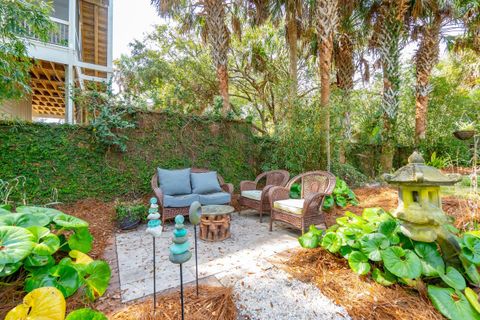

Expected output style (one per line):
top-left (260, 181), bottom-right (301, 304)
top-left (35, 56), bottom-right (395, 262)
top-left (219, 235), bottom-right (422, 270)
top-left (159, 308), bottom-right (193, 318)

top-left (22, 17), bottom-right (69, 47)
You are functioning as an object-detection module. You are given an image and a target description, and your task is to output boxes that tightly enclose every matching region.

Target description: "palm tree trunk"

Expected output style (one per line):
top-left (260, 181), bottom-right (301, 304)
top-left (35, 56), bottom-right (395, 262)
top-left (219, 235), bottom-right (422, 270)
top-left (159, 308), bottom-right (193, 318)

top-left (286, 1), bottom-right (298, 102)
top-left (414, 16), bottom-right (441, 145)
top-left (319, 35), bottom-right (333, 171)
top-left (316, 0), bottom-right (337, 171)
top-left (217, 64), bottom-right (230, 113)
top-left (205, 0), bottom-right (230, 115)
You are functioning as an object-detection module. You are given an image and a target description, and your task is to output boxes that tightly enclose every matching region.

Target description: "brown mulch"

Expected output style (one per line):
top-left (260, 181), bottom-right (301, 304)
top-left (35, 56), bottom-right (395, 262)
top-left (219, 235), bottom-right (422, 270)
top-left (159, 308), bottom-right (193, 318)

top-left (110, 285), bottom-right (236, 320)
top-left (55, 199), bottom-right (117, 259)
top-left (286, 248), bottom-right (443, 320)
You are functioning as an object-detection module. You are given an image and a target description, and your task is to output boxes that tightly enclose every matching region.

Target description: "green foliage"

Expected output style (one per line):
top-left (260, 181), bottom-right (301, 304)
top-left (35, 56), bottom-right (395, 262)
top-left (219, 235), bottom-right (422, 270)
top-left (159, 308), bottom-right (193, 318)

top-left (298, 225), bottom-right (323, 249)
top-left (427, 152), bottom-right (452, 169)
top-left (0, 206), bottom-right (111, 302)
top-left (0, 112), bottom-right (258, 204)
top-left (66, 308), bottom-right (108, 320)
top-left (0, 0), bottom-right (54, 101)
top-left (115, 201), bottom-right (146, 221)
top-left (301, 207), bottom-right (480, 318)
top-left (73, 84), bottom-right (138, 152)
top-left (323, 178), bottom-right (358, 210)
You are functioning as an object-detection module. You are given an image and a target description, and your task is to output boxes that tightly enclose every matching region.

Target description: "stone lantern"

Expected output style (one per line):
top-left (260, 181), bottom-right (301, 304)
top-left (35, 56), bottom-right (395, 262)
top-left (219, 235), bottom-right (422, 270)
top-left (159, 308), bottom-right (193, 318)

top-left (383, 151), bottom-right (461, 242)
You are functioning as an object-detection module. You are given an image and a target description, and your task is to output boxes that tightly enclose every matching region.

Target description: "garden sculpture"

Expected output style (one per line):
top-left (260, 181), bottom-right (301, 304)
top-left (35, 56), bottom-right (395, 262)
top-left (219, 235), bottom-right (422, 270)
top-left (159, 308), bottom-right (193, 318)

top-left (384, 151), bottom-right (462, 259)
top-left (146, 197), bottom-right (162, 314)
top-left (189, 201), bottom-right (202, 296)
top-left (169, 215), bottom-right (192, 320)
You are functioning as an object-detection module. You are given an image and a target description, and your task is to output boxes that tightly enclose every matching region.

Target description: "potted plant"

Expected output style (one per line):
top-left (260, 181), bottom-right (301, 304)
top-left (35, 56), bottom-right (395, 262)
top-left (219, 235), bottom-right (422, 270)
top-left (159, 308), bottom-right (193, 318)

top-left (115, 201), bottom-right (146, 230)
top-left (453, 120), bottom-right (476, 140)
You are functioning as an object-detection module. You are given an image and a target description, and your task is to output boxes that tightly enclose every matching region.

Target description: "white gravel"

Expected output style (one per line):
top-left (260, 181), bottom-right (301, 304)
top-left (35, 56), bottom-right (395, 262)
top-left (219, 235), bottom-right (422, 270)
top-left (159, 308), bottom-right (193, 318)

top-left (234, 267), bottom-right (351, 320)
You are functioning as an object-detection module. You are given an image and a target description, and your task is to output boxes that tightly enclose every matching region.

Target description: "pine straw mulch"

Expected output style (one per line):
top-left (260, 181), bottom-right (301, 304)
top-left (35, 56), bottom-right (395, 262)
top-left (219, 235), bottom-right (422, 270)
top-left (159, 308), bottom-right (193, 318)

top-left (109, 285), bottom-right (236, 320)
top-left (285, 248), bottom-right (443, 320)
top-left (55, 198), bottom-right (117, 259)
top-left (0, 273), bottom-right (26, 318)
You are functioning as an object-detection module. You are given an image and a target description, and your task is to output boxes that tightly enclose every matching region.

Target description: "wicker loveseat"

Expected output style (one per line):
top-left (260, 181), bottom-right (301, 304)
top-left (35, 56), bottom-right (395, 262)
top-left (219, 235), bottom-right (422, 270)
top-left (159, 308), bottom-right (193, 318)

top-left (268, 171), bottom-right (335, 234)
top-left (151, 168), bottom-right (234, 227)
top-left (238, 170), bottom-right (290, 222)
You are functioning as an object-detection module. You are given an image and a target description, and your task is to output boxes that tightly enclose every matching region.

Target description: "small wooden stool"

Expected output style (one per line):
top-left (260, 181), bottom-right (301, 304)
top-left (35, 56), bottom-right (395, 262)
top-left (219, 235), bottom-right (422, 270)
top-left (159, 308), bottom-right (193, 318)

top-left (199, 205), bottom-right (235, 242)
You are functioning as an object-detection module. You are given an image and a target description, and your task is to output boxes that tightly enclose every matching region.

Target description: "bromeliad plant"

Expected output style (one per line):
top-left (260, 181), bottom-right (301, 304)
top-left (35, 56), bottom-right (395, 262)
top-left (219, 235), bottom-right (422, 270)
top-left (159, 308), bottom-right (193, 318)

top-left (0, 206), bottom-right (111, 301)
top-left (300, 208), bottom-right (480, 320)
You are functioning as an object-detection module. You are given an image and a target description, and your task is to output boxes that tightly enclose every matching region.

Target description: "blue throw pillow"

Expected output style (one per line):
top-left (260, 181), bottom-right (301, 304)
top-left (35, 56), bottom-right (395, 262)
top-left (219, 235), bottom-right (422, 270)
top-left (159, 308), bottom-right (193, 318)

top-left (157, 168), bottom-right (192, 195)
top-left (191, 172), bottom-right (222, 194)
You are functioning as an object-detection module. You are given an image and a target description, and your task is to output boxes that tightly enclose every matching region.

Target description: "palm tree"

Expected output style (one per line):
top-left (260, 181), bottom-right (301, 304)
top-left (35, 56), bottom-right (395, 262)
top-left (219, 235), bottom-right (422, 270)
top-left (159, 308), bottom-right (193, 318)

top-left (371, 0), bottom-right (408, 172)
top-left (315, 0), bottom-right (338, 171)
top-left (412, 0), bottom-right (480, 144)
top-left (151, 0), bottom-right (231, 114)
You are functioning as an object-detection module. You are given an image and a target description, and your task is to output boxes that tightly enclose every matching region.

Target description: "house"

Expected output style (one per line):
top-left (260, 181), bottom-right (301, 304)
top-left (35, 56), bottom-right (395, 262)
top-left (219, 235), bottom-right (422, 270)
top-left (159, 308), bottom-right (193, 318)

top-left (0, 0), bottom-right (113, 124)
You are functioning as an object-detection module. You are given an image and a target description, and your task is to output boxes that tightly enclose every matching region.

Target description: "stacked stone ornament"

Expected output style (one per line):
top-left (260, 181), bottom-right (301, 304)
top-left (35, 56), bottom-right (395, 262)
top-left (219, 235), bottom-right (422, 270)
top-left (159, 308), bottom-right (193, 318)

top-left (146, 197), bottom-right (162, 237)
top-left (169, 215), bottom-right (192, 264)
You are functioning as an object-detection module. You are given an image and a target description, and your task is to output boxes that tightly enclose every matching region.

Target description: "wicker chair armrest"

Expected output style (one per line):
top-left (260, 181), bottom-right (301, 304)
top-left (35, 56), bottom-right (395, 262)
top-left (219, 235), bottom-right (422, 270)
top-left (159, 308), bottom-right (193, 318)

top-left (268, 186), bottom-right (290, 208)
top-left (153, 187), bottom-right (164, 207)
top-left (260, 185), bottom-right (275, 202)
top-left (302, 192), bottom-right (327, 216)
top-left (240, 180), bottom-right (257, 191)
top-left (221, 183), bottom-right (234, 195)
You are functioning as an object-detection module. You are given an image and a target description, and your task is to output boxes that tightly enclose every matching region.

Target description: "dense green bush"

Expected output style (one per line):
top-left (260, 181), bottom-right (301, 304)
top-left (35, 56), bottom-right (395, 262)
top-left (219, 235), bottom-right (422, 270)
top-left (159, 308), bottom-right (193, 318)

top-left (0, 112), bottom-right (259, 204)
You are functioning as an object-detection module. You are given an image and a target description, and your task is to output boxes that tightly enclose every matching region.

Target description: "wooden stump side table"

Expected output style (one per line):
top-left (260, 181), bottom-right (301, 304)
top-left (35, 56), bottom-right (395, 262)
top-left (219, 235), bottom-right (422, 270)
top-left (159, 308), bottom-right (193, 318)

top-left (199, 205), bottom-right (235, 242)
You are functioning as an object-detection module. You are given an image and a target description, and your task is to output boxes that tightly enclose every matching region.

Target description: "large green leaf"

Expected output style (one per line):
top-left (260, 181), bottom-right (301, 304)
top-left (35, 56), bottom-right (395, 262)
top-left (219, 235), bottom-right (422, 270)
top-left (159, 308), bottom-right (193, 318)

top-left (381, 246), bottom-right (422, 279)
top-left (24, 254), bottom-right (55, 268)
top-left (461, 234), bottom-right (480, 265)
top-left (372, 267), bottom-right (397, 286)
top-left (0, 207), bottom-right (11, 215)
top-left (347, 251), bottom-right (371, 275)
top-left (362, 208), bottom-right (389, 223)
top-left (460, 255), bottom-right (480, 285)
top-left (414, 242), bottom-right (445, 276)
top-left (84, 260), bottom-right (111, 301)
top-left (66, 308), bottom-right (107, 320)
top-left (33, 233), bottom-right (60, 256)
top-left (53, 214), bottom-right (88, 229)
top-left (427, 285), bottom-right (480, 320)
top-left (0, 226), bottom-right (35, 264)
top-left (0, 213), bottom-right (50, 228)
top-left (360, 233), bottom-right (389, 261)
top-left (465, 287), bottom-right (480, 314)
top-left (26, 226), bottom-right (50, 242)
top-left (0, 261), bottom-right (22, 277)
top-left (378, 219), bottom-right (400, 244)
top-left (321, 232), bottom-right (342, 253)
top-left (439, 266), bottom-right (466, 291)
top-left (298, 232), bottom-right (319, 249)
top-left (16, 206), bottom-right (63, 220)
top-left (68, 227), bottom-right (93, 253)
top-left (25, 264), bottom-right (81, 298)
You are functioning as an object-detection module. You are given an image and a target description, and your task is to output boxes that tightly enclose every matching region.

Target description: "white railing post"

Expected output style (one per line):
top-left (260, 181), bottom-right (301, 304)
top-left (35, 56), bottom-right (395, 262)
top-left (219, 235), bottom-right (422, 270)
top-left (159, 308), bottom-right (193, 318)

top-left (107, 0), bottom-right (113, 83)
top-left (66, 0), bottom-right (76, 124)
top-left (65, 64), bottom-right (74, 124)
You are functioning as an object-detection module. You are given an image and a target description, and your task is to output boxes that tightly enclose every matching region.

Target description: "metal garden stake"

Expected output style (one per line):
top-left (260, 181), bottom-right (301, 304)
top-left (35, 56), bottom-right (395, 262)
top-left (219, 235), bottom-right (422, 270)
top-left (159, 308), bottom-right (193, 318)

top-left (146, 197), bottom-right (162, 314)
top-left (189, 201), bottom-right (202, 296)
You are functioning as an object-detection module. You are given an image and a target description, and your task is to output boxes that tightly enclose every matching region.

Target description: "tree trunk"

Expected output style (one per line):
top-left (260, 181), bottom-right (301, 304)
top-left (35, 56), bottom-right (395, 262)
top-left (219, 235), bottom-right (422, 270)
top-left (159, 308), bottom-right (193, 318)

top-left (286, 1), bottom-right (298, 103)
top-left (217, 64), bottom-right (230, 114)
top-left (318, 35), bottom-right (333, 171)
top-left (205, 0), bottom-right (230, 115)
top-left (414, 16), bottom-right (441, 145)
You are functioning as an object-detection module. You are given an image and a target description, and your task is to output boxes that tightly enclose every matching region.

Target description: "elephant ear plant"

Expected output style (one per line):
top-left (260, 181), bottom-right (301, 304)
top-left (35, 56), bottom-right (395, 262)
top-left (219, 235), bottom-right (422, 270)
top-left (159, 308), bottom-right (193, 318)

top-left (0, 206), bottom-right (111, 306)
top-left (300, 207), bottom-right (480, 320)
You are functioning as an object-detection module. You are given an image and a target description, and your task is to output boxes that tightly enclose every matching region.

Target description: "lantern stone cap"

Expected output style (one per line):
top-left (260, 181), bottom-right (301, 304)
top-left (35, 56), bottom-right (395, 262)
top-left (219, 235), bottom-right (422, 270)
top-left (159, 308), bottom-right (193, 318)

top-left (383, 151), bottom-right (462, 186)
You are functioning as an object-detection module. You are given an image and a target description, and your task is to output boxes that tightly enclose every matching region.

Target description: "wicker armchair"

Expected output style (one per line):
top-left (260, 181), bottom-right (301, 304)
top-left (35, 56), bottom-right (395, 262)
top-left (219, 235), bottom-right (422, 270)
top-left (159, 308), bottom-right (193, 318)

top-left (268, 171), bottom-right (336, 234)
top-left (238, 170), bottom-right (290, 222)
top-left (151, 168), bottom-right (234, 227)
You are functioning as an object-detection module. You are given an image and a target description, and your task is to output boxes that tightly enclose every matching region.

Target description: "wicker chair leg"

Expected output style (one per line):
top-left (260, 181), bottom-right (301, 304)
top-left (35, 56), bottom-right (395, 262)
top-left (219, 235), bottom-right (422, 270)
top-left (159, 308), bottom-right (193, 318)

top-left (269, 217), bottom-right (273, 232)
top-left (259, 210), bottom-right (263, 223)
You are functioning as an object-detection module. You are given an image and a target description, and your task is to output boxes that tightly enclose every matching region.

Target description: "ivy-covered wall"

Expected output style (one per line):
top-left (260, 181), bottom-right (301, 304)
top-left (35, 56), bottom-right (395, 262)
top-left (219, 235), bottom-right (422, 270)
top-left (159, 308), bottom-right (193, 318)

top-left (0, 112), bottom-right (260, 204)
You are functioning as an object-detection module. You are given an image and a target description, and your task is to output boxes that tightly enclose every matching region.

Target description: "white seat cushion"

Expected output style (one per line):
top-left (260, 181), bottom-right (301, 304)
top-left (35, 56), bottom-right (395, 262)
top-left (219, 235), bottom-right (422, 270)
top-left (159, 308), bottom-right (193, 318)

top-left (241, 190), bottom-right (262, 201)
top-left (273, 199), bottom-right (304, 215)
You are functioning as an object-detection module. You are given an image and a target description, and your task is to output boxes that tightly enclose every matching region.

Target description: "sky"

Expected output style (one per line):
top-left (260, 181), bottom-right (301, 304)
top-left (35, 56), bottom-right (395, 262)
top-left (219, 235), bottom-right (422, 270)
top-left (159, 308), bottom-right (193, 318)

top-left (112, 0), bottom-right (162, 60)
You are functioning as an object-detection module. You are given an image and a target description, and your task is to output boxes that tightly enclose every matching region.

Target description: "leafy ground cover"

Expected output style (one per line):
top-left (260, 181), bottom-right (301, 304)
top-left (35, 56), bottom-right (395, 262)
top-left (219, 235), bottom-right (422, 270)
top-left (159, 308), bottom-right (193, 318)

top-left (288, 186), bottom-right (480, 320)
